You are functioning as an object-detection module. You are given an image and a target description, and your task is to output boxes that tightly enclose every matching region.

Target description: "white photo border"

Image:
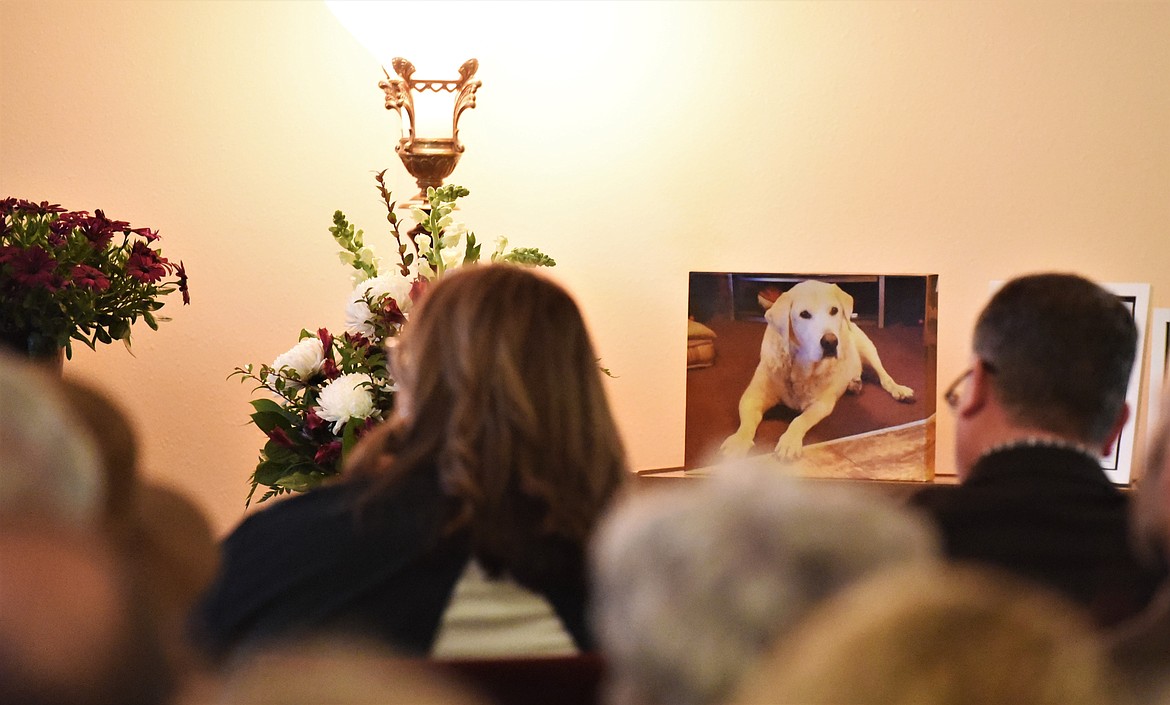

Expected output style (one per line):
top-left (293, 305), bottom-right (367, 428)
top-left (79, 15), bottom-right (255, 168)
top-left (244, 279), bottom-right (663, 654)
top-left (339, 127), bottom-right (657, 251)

top-left (1146, 308), bottom-right (1170, 464)
top-left (1102, 283), bottom-right (1150, 485)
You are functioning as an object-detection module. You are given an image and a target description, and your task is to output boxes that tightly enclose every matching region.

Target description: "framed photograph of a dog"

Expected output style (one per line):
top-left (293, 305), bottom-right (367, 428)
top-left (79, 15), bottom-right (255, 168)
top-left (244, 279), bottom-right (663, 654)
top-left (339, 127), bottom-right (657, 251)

top-left (685, 273), bottom-right (938, 481)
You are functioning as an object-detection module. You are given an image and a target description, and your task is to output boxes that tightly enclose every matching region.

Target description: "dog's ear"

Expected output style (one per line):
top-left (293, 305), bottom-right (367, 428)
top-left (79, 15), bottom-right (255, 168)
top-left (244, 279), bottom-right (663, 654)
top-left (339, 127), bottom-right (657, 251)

top-left (833, 285), bottom-right (854, 321)
top-left (765, 289), bottom-right (793, 342)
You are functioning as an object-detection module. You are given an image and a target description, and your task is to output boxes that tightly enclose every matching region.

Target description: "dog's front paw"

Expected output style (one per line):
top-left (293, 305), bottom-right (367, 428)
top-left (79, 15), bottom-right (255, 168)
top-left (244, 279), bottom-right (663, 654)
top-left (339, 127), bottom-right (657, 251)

top-left (773, 431), bottom-right (804, 460)
top-left (720, 434), bottom-right (756, 458)
top-left (885, 383), bottom-right (915, 402)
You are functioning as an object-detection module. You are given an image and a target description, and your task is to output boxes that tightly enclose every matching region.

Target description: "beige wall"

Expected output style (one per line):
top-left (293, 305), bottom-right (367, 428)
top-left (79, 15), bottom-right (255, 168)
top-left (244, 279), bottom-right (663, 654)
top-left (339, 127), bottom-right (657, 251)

top-left (2, 1), bottom-right (1168, 535)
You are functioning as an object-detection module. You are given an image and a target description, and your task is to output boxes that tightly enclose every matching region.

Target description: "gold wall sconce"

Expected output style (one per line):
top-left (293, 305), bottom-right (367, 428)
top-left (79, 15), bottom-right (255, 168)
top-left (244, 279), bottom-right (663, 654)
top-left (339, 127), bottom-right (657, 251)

top-left (380, 57), bottom-right (481, 206)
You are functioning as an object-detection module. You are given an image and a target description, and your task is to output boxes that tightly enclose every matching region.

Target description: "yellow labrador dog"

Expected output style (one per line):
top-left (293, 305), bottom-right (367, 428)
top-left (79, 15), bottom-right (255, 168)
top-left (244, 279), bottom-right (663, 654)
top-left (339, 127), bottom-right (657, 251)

top-left (720, 280), bottom-right (915, 460)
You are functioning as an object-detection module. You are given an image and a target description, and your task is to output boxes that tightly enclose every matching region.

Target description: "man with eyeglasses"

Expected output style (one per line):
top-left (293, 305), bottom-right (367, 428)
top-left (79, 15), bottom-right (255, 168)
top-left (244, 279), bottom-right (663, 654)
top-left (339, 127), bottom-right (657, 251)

top-left (910, 272), bottom-right (1165, 628)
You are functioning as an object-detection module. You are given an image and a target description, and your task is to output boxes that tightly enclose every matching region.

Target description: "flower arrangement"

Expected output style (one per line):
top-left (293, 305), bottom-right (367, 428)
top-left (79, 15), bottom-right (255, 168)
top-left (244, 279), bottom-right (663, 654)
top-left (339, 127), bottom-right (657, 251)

top-left (233, 172), bottom-right (554, 504)
top-left (0, 197), bottom-right (189, 358)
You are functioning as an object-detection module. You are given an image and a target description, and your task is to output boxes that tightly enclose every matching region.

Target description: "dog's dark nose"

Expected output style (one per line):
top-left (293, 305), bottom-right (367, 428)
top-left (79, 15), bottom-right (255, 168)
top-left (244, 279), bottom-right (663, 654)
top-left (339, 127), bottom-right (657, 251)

top-left (821, 334), bottom-right (838, 358)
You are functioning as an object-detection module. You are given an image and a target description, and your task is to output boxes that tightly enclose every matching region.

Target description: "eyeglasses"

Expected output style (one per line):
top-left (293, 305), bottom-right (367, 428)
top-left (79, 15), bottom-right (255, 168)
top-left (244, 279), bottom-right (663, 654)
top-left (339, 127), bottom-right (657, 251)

top-left (943, 361), bottom-right (995, 410)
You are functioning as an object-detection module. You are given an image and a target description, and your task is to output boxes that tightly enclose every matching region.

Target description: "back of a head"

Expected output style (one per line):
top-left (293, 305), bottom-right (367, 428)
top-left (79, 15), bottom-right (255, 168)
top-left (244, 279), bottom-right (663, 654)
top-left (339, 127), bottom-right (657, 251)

top-left (58, 378), bottom-right (140, 524)
top-left (0, 352), bottom-right (102, 523)
top-left (354, 264), bottom-right (627, 575)
top-left (734, 563), bottom-right (1120, 705)
top-left (972, 272), bottom-right (1136, 444)
top-left (590, 466), bottom-right (940, 705)
top-left (0, 519), bottom-right (174, 705)
top-left (211, 636), bottom-right (488, 705)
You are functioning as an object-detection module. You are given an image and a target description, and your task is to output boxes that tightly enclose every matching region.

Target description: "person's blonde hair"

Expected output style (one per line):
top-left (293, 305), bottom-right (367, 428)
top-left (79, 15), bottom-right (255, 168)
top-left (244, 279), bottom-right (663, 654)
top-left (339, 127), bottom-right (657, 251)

top-left (733, 563), bottom-right (1121, 705)
top-left (348, 264), bottom-right (627, 581)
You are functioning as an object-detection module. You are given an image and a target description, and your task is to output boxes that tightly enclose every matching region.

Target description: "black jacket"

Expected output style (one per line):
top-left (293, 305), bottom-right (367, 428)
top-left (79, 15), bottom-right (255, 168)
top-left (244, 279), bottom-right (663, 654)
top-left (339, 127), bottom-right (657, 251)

top-left (910, 444), bottom-right (1165, 627)
top-left (191, 469), bottom-right (592, 659)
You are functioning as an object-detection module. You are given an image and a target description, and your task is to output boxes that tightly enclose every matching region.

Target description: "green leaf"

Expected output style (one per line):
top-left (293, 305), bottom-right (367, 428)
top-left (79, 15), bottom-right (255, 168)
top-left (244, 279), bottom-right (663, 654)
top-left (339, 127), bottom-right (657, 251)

top-left (274, 465), bottom-right (326, 492)
top-left (253, 459), bottom-right (287, 487)
top-left (250, 398), bottom-right (301, 425)
top-left (341, 418), bottom-right (359, 459)
top-left (250, 410), bottom-right (295, 435)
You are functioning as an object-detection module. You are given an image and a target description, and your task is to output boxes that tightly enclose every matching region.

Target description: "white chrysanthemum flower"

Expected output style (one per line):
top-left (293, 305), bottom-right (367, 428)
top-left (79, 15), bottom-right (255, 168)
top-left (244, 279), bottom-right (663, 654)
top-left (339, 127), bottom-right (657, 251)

top-left (345, 271), bottom-right (415, 337)
top-left (270, 337), bottom-right (325, 387)
top-left (316, 373), bottom-right (377, 434)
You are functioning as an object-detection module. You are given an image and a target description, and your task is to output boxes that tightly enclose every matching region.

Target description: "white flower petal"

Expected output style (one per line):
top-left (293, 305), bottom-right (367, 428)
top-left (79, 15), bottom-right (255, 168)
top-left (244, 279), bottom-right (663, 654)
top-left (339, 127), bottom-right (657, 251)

top-left (316, 373), bottom-right (377, 434)
top-left (271, 337), bottom-right (325, 388)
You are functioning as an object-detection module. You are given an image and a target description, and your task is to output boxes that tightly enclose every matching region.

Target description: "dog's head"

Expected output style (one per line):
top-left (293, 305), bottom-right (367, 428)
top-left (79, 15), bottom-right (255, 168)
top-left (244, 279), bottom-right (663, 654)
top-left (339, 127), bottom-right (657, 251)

top-left (765, 280), bottom-right (854, 363)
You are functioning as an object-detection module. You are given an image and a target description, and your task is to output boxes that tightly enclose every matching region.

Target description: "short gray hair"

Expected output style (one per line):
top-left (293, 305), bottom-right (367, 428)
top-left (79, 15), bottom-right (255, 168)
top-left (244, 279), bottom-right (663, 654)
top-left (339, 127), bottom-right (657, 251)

top-left (589, 466), bottom-right (940, 705)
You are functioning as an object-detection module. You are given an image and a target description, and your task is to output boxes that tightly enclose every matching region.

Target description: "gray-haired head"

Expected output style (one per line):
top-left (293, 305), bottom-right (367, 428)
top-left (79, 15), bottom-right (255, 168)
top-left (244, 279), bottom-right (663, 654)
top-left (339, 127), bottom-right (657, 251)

top-left (589, 466), bottom-right (940, 705)
top-left (0, 351), bottom-right (102, 522)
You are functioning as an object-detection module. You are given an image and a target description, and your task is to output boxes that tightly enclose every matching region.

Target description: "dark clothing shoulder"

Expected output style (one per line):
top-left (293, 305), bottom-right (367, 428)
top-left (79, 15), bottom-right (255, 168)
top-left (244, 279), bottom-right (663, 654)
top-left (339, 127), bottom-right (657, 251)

top-left (909, 445), bottom-right (1165, 627)
top-left (191, 469), bottom-right (593, 659)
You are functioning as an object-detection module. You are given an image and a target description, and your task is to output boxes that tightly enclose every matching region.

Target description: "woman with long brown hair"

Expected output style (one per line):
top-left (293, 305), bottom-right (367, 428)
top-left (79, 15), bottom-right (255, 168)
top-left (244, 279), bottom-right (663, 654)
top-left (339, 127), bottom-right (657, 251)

top-left (194, 264), bottom-right (627, 659)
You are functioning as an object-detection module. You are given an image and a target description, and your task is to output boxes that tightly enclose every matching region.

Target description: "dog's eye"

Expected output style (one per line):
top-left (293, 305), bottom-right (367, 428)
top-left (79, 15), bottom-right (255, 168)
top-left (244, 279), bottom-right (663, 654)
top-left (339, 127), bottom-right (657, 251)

top-left (830, 307), bottom-right (839, 316)
top-left (799, 311), bottom-right (812, 319)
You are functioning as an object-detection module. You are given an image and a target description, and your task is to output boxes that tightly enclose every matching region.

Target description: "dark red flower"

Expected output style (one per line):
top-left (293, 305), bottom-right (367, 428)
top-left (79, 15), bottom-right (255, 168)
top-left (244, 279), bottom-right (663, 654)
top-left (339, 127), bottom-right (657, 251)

top-left (409, 277), bottom-right (429, 303)
top-left (321, 358), bottom-right (341, 380)
top-left (0, 245), bottom-right (18, 264)
top-left (131, 227), bottom-right (160, 242)
top-left (317, 328), bottom-right (334, 359)
top-left (16, 200), bottom-right (66, 215)
top-left (356, 417), bottom-right (378, 438)
top-left (173, 260), bottom-right (189, 304)
top-left (266, 427), bottom-right (296, 448)
top-left (8, 246), bottom-right (61, 291)
top-left (78, 216), bottom-right (115, 249)
top-left (93, 209), bottom-right (130, 232)
top-left (0, 197), bottom-right (18, 217)
top-left (380, 297), bottom-right (408, 326)
top-left (345, 332), bottom-right (370, 349)
top-left (127, 246), bottom-right (167, 283)
top-left (71, 264), bottom-right (110, 291)
top-left (305, 407), bottom-right (327, 433)
top-left (314, 440), bottom-right (342, 465)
